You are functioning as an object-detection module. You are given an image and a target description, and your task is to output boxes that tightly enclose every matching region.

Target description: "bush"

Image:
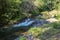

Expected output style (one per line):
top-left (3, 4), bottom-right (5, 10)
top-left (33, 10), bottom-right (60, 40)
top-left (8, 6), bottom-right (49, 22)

top-left (28, 27), bottom-right (50, 37)
top-left (1, 0), bottom-right (26, 25)
top-left (19, 36), bottom-right (26, 40)
top-left (35, 0), bottom-right (60, 11)
top-left (50, 22), bottom-right (60, 29)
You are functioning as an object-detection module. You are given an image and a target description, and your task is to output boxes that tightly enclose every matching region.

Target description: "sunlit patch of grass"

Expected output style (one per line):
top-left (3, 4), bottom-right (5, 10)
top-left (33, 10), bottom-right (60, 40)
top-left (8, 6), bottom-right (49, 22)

top-left (28, 27), bottom-right (42, 37)
top-left (34, 0), bottom-right (44, 7)
top-left (28, 27), bottom-right (52, 37)
top-left (41, 10), bottom-right (60, 19)
top-left (41, 11), bottom-right (51, 19)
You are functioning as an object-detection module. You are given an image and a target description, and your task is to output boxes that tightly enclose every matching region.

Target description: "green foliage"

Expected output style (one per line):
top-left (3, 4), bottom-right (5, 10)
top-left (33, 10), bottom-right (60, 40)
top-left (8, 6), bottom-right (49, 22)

top-left (50, 22), bottom-right (60, 29)
top-left (19, 36), bottom-right (26, 40)
top-left (37, 0), bottom-right (60, 11)
top-left (28, 27), bottom-right (50, 37)
top-left (37, 0), bottom-right (52, 11)
top-left (51, 0), bottom-right (60, 10)
top-left (0, 0), bottom-right (60, 40)
top-left (28, 27), bottom-right (42, 37)
top-left (55, 13), bottom-right (60, 20)
top-left (6, 0), bottom-right (25, 20)
top-left (0, 0), bottom-right (60, 26)
top-left (39, 28), bottom-right (60, 40)
top-left (0, 0), bottom-right (26, 25)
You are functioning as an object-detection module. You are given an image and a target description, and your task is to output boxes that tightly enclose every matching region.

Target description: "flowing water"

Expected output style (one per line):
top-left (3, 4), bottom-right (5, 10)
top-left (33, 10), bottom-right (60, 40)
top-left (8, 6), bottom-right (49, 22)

top-left (11, 17), bottom-right (49, 40)
top-left (1, 15), bottom-right (50, 40)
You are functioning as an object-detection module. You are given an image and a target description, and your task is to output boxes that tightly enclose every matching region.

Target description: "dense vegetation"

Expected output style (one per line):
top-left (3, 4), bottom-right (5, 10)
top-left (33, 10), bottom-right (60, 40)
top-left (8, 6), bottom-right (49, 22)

top-left (0, 0), bottom-right (60, 40)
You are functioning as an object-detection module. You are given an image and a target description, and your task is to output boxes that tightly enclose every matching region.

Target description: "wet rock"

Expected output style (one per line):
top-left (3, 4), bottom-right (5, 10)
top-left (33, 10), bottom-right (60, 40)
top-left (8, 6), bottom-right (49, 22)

top-left (32, 19), bottom-right (49, 27)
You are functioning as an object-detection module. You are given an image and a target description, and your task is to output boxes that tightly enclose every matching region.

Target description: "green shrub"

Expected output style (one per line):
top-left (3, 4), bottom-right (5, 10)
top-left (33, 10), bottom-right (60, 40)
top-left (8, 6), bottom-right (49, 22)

top-left (19, 36), bottom-right (26, 40)
top-left (4, 0), bottom-right (26, 24)
top-left (28, 27), bottom-right (51, 37)
top-left (50, 22), bottom-right (60, 29)
top-left (36, 0), bottom-right (60, 11)
top-left (28, 27), bottom-right (42, 37)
